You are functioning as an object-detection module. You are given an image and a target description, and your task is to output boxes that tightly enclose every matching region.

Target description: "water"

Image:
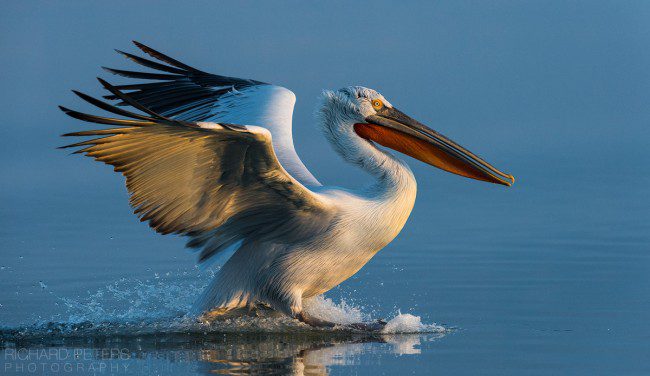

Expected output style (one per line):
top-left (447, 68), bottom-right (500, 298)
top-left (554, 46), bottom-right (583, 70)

top-left (2, 156), bottom-right (648, 375)
top-left (2, 1), bottom-right (650, 375)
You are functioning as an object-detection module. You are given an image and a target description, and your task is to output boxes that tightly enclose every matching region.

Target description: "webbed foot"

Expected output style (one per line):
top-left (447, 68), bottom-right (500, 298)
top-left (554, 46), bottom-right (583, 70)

top-left (297, 312), bottom-right (387, 332)
top-left (296, 312), bottom-right (336, 328)
top-left (347, 319), bottom-right (387, 332)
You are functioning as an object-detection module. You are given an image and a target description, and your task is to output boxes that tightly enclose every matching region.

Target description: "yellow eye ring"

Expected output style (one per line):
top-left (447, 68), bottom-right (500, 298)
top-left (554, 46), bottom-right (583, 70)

top-left (371, 99), bottom-right (383, 109)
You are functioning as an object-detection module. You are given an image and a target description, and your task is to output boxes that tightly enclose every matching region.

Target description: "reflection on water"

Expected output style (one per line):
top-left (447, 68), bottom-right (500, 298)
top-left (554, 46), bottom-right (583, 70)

top-left (0, 269), bottom-right (447, 374)
top-left (1, 330), bottom-right (444, 375)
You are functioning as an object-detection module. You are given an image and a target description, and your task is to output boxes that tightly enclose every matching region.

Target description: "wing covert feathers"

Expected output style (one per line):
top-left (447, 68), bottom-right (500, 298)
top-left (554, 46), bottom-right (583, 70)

top-left (60, 77), bottom-right (330, 263)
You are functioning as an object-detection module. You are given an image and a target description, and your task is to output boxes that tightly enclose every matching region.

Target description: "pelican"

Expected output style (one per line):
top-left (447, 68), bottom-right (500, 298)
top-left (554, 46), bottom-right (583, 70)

top-left (60, 42), bottom-right (514, 330)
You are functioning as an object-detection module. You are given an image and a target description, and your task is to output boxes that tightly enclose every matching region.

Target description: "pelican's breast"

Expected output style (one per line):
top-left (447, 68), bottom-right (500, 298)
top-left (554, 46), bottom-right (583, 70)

top-left (296, 173), bottom-right (417, 298)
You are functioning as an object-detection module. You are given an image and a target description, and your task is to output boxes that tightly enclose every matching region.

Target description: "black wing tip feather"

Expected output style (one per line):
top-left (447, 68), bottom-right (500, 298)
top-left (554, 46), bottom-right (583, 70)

top-left (129, 40), bottom-right (267, 86)
top-left (96, 77), bottom-right (162, 118)
top-left (101, 66), bottom-right (182, 80)
top-left (70, 89), bottom-right (156, 122)
top-left (96, 76), bottom-right (113, 89)
top-left (61, 41), bottom-right (258, 134)
top-left (132, 40), bottom-right (148, 51)
top-left (97, 77), bottom-right (184, 124)
top-left (59, 103), bottom-right (154, 127)
top-left (60, 84), bottom-right (157, 126)
top-left (131, 40), bottom-right (201, 73)
top-left (58, 105), bottom-right (88, 120)
top-left (61, 79), bottom-right (200, 130)
top-left (114, 49), bottom-right (187, 75)
top-left (70, 89), bottom-right (101, 104)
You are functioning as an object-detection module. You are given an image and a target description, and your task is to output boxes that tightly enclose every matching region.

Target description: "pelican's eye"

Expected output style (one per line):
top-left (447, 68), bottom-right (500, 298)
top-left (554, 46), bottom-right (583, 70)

top-left (371, 99), bottom-right (383, 110)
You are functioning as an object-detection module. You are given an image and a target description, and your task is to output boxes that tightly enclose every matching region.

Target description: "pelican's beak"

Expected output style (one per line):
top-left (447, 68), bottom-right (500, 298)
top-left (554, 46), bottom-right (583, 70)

top-left (355, 107), bottom-right (515, 186)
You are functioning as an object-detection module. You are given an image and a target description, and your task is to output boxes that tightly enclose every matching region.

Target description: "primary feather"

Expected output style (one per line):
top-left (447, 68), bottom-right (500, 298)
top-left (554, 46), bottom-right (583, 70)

top-left (102, 41), bottom-right (319, 186)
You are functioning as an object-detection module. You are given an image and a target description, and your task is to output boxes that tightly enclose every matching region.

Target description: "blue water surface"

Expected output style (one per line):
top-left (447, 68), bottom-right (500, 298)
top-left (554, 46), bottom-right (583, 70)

top-left (1, 1), bottom-right (649, 375)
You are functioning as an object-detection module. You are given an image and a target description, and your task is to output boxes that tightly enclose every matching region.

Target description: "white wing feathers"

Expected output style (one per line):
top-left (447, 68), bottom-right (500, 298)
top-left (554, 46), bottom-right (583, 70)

top-left (104, 41), bottom-right (320, 186)
top-left (60, 73), bottom-right (332, 263)
top-left (203, 84), bottom-right (320, 185)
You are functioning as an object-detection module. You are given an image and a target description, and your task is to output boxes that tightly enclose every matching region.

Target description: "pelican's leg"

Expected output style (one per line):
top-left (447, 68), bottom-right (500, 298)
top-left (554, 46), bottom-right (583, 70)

top-left (196, 307), bottom-right (232, 322)
top-left (296, 311), bottom-right (387, 331)
top-left (296, 311), bottom-right (337, 328)
top-left (347, 319), bottom-right (387, 332)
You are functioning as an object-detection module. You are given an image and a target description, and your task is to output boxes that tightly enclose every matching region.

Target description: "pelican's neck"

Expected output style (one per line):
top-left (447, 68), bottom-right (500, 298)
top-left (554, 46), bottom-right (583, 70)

top-left (317, 91), bottom-right (417, 249)
top-left (357, 140), bottom-right (416, 198)
top-left (325, 119), bottom-right (418, 249)
top-left (320, 115), bottom-right (417, 201)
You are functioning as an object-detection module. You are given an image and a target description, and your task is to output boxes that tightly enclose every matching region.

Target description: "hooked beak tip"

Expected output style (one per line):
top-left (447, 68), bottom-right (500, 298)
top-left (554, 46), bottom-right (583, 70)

top-left (496, 174), bottom-right (515, 187)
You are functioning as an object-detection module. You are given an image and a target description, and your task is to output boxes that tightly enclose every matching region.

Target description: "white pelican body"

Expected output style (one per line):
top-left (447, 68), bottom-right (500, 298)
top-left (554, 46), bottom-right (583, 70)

top-left (196, 150), bottom-right (417, 319)
top-left (61, 42), bottom-right (513, 328)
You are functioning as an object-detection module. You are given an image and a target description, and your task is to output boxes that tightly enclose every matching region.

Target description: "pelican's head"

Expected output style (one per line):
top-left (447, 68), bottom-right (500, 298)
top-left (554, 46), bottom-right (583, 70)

top-left (318, 86), bottom-right (514, 186)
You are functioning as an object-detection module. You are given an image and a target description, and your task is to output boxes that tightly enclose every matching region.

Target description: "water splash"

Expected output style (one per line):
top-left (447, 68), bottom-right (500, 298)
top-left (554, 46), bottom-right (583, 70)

top-left (304, 296), bottom-right (367, 325)
top-left (6, 270), bottom-right (445, 339)
top-left (60, 275), bottom-right (202, 325)
top-left (381, 312), bottom-right (443, 334)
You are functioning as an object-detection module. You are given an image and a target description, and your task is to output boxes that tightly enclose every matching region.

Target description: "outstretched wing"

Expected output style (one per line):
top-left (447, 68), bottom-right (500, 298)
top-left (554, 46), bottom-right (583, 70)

top-left (60, 79), bottom-right (333, 263)
top-left (101, 41), bottom-right (320, 186)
